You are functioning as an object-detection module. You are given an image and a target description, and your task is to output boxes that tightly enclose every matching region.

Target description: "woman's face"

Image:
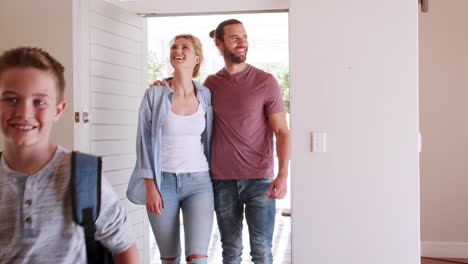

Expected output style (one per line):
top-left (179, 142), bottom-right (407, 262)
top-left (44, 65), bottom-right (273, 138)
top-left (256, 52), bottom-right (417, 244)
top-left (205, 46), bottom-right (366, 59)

top-left (169, 37), bottom-right (200, 73)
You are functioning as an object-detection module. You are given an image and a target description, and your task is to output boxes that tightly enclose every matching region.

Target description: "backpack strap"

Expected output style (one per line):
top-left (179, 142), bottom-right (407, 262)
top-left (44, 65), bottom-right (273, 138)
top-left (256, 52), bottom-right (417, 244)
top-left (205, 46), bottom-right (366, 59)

top-left (71, 151), bottom-right (107, 264)
top-left (71, 151), bottom-right (102, 224)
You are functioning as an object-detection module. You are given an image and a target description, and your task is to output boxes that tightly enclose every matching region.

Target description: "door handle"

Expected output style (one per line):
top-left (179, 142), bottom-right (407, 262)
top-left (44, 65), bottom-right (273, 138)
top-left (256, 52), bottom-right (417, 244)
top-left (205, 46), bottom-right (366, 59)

top-left (83, 112), bottom-right (90, 123)
top-left (74, 111), bottom-right (90, 123)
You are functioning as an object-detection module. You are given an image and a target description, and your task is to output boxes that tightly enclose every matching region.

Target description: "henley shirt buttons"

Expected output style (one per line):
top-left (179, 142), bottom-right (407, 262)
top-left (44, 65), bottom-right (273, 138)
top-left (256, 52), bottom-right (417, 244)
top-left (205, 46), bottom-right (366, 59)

top-left (25, 217), bottom-right (32, 224)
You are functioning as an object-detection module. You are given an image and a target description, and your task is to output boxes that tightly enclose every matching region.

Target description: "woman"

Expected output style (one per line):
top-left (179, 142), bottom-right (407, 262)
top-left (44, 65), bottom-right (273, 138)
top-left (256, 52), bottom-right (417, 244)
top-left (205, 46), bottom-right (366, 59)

top-left (127, 34), bottom-right (213, 264)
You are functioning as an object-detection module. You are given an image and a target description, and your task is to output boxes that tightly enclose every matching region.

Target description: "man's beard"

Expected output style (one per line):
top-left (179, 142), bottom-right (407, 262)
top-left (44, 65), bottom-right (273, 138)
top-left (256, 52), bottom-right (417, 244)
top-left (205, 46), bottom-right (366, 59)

top-left (224, 46), bottom-right (247, 64)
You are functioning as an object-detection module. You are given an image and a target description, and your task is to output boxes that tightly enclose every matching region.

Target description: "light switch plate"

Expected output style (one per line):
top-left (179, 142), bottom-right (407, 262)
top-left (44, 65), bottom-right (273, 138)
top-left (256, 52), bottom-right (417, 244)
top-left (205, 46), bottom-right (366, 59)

top-left (311, 132), bottom-right (327, 152)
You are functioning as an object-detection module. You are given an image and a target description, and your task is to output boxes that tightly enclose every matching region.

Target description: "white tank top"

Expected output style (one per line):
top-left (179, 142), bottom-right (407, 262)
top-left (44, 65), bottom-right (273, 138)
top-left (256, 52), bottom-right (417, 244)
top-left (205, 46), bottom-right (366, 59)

top-left (161, 103), bottom-right (209, 173)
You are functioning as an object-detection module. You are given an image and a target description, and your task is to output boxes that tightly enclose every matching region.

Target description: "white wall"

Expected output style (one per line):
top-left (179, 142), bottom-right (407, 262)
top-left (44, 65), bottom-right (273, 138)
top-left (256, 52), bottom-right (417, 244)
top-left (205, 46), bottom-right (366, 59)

top-left (420, 0), bottom-right (468, 258)
top-left (289, 1), bottom-right (420, 263)
top-left (0, 0), bottom-right (75, 150)
top-left (1, 0), bottom-right (421, 263)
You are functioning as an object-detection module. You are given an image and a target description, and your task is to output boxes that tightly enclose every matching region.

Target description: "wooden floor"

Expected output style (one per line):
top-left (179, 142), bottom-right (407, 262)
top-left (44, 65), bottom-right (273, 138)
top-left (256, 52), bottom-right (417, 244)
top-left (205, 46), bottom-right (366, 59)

top-left (207, 212), bottom-right (291, 264)
top-left (149, 215), bottom-right (467, 264)
top-left (422, 258), bottom-right (468, 264)
top-left (150, 210), bottom-right (292, 264)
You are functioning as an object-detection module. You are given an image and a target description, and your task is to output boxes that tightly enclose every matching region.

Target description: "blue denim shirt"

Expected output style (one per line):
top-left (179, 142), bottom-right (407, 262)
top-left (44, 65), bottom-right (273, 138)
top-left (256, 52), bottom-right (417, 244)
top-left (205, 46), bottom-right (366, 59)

top-left (126, 80), bottom-right (213, 205)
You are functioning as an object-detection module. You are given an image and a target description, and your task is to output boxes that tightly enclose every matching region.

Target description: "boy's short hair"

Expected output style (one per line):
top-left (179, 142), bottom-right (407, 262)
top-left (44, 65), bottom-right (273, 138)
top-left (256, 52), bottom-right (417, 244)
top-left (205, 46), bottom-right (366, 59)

top-left (0, 47), bottom-right (65, 102)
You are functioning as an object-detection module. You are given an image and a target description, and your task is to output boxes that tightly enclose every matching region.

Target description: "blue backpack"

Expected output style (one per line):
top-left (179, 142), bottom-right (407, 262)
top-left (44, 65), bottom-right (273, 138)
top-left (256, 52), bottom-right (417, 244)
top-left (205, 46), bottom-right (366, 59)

top-left (71, 151), bottom-right (114, 264)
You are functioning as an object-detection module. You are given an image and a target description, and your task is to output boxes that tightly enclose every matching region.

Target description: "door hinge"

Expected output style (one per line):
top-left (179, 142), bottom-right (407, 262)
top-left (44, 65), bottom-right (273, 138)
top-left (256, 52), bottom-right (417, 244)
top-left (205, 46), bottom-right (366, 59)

top-left (419, 0), bottom-right (429, 13)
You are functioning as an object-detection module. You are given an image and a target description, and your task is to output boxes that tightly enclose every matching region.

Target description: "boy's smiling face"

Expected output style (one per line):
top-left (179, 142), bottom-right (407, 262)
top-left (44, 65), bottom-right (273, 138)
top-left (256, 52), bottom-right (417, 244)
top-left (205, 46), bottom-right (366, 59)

top-left (0, 67), bottom-right (66, 150)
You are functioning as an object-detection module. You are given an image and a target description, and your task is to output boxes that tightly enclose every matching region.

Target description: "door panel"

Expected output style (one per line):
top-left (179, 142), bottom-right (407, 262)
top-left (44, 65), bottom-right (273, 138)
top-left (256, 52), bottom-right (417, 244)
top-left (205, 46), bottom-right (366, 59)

top-left (77, 0), bottom-right (148, 262)
top-left (91, 76), bottom-right (141, 96)
top-left (91, 93), bottom-right (140, 111)
top-left (103, 155), bottom-right (136, 171)
top-left (90, 28), bottom-right (141, 54)
top-left (103, 168), bottom-right (134, 186)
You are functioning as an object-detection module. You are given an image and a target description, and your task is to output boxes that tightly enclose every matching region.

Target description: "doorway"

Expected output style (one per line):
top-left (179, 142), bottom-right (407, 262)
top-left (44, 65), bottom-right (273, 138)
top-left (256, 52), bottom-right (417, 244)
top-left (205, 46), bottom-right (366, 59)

top-left (146, 12), bottom-right (291, 264)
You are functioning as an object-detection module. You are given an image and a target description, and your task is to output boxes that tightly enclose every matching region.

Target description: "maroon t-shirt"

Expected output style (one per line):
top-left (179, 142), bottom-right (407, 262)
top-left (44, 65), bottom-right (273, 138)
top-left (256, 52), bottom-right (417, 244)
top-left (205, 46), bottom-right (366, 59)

top-left (204, 64), bottom-right (285, 180)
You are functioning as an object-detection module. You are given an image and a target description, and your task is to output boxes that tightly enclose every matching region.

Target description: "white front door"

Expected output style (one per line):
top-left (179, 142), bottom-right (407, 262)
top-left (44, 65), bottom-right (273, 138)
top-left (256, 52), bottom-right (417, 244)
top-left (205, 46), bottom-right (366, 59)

top-left (74, 0), bottom-right (148, 262)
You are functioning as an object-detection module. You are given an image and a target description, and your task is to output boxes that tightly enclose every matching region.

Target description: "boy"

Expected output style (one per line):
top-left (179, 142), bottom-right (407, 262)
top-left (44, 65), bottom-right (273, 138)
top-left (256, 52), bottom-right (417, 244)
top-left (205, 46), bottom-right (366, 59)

top-left (0, 47), bottom-right (138, 263)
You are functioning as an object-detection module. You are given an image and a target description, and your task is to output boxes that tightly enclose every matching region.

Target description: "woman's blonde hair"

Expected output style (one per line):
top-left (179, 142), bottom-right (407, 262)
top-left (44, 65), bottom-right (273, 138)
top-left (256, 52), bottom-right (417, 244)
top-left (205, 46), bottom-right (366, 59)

top-left (170, 34), bottom-right (204, 78)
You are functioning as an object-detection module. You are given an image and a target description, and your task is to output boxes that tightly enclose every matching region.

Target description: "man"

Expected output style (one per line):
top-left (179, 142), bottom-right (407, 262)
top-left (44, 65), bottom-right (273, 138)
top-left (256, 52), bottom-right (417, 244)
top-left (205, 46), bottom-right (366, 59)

top-left (204, 19), bottom-right (290, 264)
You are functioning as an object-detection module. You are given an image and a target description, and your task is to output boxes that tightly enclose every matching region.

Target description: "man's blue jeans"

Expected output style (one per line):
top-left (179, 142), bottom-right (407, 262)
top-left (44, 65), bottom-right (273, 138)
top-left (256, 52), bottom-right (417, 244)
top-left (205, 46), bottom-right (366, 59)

top-left (213, 178), bottom-right (276, 264)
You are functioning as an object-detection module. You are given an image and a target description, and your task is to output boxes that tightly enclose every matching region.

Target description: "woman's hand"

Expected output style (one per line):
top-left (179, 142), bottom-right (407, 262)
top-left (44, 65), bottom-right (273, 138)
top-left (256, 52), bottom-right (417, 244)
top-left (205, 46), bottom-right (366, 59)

top-left (144, 179), bottom-right (164, 215)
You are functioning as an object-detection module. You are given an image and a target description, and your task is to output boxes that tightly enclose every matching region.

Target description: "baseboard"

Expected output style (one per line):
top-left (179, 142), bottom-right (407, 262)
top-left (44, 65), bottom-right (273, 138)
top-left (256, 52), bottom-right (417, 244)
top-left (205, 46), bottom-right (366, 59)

top-left (421, 241), bottom-right (468, 258)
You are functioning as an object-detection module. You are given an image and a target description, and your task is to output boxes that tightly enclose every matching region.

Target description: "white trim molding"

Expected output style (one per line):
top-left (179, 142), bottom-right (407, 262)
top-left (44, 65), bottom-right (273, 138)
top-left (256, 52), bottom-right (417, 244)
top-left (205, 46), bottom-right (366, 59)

top-left (109, 0), bottom-right (288, 15)
top-left (421, 241), bottom-right (468, 258)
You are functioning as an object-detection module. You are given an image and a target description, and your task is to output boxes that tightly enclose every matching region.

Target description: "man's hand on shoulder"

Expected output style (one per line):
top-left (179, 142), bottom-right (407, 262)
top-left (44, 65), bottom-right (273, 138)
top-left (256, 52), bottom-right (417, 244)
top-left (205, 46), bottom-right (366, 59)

top-left (148, 80), bottom-right (164, 88)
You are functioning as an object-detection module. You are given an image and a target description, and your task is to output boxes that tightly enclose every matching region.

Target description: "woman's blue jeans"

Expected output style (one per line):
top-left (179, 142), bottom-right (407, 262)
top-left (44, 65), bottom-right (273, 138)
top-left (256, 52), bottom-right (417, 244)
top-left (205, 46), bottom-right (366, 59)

top-left (147, 171), bottom-right (214, 264)
top-left (213, 178), bottom-right (276, 264)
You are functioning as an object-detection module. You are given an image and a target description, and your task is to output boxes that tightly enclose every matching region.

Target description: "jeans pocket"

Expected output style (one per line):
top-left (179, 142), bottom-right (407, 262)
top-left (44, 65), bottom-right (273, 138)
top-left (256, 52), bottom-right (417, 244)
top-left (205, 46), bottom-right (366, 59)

top-left (211, 179), bottom-right (221, 189)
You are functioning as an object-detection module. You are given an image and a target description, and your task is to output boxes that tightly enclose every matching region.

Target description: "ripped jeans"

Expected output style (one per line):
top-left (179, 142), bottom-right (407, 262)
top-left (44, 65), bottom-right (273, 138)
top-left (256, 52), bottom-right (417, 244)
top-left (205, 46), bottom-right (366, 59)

top-left (147, 171), bottom-right (214, 264)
